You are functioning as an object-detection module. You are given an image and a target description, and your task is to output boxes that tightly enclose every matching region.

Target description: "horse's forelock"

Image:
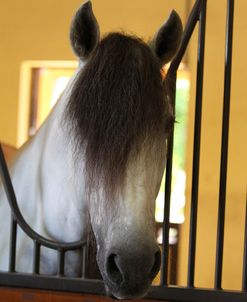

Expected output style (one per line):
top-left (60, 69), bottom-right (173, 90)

top-left (65, 32), bottom-right (173, 199)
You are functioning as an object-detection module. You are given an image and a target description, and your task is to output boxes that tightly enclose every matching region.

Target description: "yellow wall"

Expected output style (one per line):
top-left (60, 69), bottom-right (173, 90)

top-left (1, 0), bottom-right (246, 291)
top-left (178, 0), bottom-right (247, 290)
top-left (0, 0), bottom-right (188, 147)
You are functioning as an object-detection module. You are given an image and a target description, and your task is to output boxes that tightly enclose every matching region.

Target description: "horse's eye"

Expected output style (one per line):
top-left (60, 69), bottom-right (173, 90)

top-left (165, 102), bottom-right (175, 134)
top-left (166, 115), bottom-right (175, 134)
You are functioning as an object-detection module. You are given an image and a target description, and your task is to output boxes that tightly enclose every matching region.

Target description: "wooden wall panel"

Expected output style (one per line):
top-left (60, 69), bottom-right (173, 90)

top-left (1, 144), bottom-right (17, 163)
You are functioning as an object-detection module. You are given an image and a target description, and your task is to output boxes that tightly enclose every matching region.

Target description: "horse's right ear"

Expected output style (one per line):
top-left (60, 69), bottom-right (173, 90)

top-left (70, 1), bottom-right (100, 60)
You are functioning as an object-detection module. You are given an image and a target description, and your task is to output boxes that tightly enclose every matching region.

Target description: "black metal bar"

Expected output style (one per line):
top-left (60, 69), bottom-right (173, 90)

top-left (242, 191), bottom-right (247, 291)
top-left (214, 0), bottom-right (235, 290)
top-left (0, 144), bottom-right (86, 251)
top-left (169, 224), bottom-right (180, 285)
top-left (168, 0), bottom-right (203, 77)
top-left (149, 285), bottom-right (246, 302)
top-left (81, 246), bottom-right (87, 279)
top-left (162, 0), bottom-right (205, 286)
top-left (58, 249), bottom-right (65, 277)
top-left (0, 273), bottom-right (247, 302)
top-left (33, 241), bottom-right (40, 274)
top-left (187, 0), bottom-right (207, 288)
top-left (0, 273), bottom-right (106, 296)
top-left (161, 72), bottom-right (177, 286)
top-left (8, 216), bottom-right (17, 272)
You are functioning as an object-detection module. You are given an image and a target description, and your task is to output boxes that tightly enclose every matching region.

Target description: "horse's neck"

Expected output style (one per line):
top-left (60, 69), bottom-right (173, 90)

top-left (12, 66), bottom-right (89, 242)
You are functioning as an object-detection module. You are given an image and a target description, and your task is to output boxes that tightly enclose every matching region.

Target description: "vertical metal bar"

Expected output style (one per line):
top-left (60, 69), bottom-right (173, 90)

top-left (242, 192), bottom-right (247, 291)
top-left (33, 241), bottom-right (40, 274)
top-left (214, 0), bottom-right (234, 290)
top-left (161, 71), bottom-right (177, 286)
top-left (187, 0), bottom-right (207, 288)
top-left (169, 224), bottom-right (180, 285)
top-left (8, 216), bottom-right (17, 272)
top-left (81, 246), bottom-right (87, 279)
top-left (58, 249), bottom-right (65, 277)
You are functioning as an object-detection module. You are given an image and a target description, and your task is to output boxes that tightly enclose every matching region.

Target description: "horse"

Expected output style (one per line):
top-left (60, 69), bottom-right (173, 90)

top-left (0, 1), bottom-right (182, 299)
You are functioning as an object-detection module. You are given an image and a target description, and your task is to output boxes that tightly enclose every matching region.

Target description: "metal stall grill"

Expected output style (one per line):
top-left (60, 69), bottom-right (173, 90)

top-left (0, 0), bottom-right (246, 301)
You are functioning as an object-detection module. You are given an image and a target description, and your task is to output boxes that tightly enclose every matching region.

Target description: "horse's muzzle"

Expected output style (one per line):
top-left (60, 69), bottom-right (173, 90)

top-left (102, 245), bottom-right (161, 299)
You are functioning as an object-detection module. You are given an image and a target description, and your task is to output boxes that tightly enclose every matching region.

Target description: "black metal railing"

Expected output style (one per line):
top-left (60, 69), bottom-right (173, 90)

top-left (0, 0), bottom-right (247, 301)
top-left (0, 145), bottom-right (87, 276)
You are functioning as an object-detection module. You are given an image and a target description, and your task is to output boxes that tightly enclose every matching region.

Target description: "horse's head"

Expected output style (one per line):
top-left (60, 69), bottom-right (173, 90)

top-left (67, 1), bottom-right (182, 299)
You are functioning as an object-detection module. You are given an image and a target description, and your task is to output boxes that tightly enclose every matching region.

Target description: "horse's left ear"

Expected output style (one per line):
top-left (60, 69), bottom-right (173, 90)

top-left (70, 1), bottom-right (100, 60)
top-left (151, 10), bottom-right (183, 66)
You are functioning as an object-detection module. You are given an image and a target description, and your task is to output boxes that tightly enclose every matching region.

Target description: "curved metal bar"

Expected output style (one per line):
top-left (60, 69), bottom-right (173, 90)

top-left (167, 0), bottom-right (203, 78)
top-left (0, 144), bottom-right (86, 251)
top-left (161, 0), bottom-right (204, 285)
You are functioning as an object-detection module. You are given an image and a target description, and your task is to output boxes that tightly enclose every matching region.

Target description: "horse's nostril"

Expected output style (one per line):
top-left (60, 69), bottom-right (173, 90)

top-left (106, 254), bottom-right (123, 285)
top-left (149, 250), bottom-right (161, 280)
top-left (105, 248), bottom-right (161, 293)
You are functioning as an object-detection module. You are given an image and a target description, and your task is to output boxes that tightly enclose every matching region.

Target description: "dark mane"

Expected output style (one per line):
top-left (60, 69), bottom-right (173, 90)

top-left (65, 32), bottom-right (173, 198)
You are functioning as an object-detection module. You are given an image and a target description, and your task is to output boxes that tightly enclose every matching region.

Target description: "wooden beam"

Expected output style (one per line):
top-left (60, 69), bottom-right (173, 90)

top-left (0, 287), bottom-right (161, 302)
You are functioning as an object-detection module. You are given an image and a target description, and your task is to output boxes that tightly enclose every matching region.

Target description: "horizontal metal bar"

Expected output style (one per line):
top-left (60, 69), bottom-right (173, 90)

top-left (148, 286), bottom-right (247, 302)
top-left (0, 272), bottom-right (105, 296)
top-left (0, 272), bottom-right (246, 302)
